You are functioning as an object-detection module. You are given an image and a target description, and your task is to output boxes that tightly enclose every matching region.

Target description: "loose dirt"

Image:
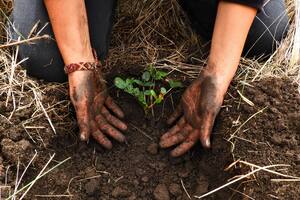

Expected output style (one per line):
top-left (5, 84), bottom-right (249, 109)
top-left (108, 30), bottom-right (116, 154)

top-left (0, 70), bottom-right (299, 199)
top-left (221, 78), bottom-right (300, 200)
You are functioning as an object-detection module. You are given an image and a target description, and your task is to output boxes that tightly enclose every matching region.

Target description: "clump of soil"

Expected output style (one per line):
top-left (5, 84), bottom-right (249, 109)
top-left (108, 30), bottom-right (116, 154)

top-left (0, 74), bottom-right (299, 199)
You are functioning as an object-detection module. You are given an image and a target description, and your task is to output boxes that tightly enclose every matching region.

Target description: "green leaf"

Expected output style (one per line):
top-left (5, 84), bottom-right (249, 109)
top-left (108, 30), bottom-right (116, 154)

top-left (150, 90), bottom-right (157, 99)
top-left (125, 82), bottom-right (134, 94)
top-left (114, 77), bottom-right (127, 89)
top-left (144, 90), bottom-right (152, 96)
top-left (142, 71), bottom-right (151, 81)
top-left (133, 88), bottom-right (141, 96)
top-left (168, 80), bottom-right (183, 88)
top-left (143, 82), bottom-right (155, 87)
top-left (154, 70), bottom-right (168, 80)
top-left (148, 64), bottom-right (155, 76)
top-left (138, 94), bottom-right (147, 107)
top-left (126, 78), bottom-right (134, 85)
top-left (160, 87), bottom-right (167, 95)
top-left (133, 79), bottom-right (144, 86)
top-left (154, 96), bottom-right (164, 104)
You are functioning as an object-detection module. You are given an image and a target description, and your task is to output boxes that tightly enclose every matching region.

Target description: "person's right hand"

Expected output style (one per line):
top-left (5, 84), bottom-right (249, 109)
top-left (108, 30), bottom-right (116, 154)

top-left (68, 70), bottom-right (127, 149)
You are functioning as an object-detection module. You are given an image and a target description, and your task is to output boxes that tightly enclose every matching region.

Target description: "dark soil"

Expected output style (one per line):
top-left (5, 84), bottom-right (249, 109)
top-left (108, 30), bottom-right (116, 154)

top-left (0, 71), bottom-right (299, 199)
top-left (221, 78), bottom-right (300, 200)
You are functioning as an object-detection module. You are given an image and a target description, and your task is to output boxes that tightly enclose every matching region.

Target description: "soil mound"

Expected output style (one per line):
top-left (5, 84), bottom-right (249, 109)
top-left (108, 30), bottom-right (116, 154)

top-left (0, 76), bottom-right (299, 199)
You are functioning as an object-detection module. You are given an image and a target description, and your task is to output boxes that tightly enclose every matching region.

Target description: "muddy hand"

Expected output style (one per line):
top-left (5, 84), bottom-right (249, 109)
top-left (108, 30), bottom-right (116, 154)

top-left (69, 70), bottom-right (127, 149)
top-left (160, 69), bottom-right (225, 157)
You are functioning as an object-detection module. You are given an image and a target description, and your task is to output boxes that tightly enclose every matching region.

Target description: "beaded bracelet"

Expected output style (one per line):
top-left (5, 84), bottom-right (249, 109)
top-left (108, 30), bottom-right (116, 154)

top-left (64, 61), bottom-right (100, 74)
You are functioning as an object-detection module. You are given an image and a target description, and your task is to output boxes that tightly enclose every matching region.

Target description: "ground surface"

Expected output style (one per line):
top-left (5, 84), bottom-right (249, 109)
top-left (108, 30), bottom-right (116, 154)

top-left (223, 78), bottom-right (300, 200)
top-left (0, 70), bottom-right (299, 199)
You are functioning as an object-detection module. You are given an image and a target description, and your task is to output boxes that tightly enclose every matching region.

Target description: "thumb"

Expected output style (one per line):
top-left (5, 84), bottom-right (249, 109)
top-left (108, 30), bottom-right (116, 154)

top-left (199, 115), bottom-right (215, 149)
top-left (74, 104), bottom-right (92, 142)
top-left (200, 134), bottom-right (211, 149)
top-left (78, 119), bottom-right (90, 142)
top-left (68, 72), bottom-right (95, 142)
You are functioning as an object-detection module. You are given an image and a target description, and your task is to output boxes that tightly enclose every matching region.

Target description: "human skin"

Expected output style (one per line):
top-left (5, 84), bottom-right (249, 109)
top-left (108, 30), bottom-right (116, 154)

top-left (159, 1), bottom-right (257, 157)
top-left (43, 0), bottom-right (127, 149)
top-left (43, 0), bottom-right (257, 153)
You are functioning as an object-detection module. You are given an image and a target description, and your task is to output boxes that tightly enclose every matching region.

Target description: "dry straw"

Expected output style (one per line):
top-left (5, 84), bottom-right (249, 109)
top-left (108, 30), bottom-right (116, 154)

top-left (0, 0), bottom-right (299, 198)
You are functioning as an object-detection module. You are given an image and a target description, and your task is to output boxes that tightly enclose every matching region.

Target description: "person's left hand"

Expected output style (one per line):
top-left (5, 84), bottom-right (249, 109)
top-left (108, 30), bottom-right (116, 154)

top-left (159, 69), bottom-right (227, 157)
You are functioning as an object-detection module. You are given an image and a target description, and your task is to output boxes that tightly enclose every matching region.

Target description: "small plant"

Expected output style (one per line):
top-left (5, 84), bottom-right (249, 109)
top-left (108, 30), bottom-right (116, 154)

top-left (114, 65), bottom-right (183, 111)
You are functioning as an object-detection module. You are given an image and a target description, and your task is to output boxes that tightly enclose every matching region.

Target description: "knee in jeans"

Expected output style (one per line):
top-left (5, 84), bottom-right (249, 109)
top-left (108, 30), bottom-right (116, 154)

top-left (243, 8), bottom-right (289, 58)
top-left (18, 42), bottom-right (67, 83)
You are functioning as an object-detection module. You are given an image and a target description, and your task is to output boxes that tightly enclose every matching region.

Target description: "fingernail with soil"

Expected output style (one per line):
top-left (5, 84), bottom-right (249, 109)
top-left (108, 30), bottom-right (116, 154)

top-left (202, 138), bottom-right (211, 149)
top-left (80, 132), bottom-right (88, 141)
top-left (121, 124), bottom-right (128, 131)
top-left (159, 140), bottom-right (166, 148)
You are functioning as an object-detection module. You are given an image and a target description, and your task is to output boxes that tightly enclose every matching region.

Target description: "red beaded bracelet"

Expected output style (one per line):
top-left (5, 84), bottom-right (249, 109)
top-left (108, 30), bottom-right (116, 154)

top-left (63, 49), bottom-right (110, 74)
top-left (64, 61), bottom-right (100, 74)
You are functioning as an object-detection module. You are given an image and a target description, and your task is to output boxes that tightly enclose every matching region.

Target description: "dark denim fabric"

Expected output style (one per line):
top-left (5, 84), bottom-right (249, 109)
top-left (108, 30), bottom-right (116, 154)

top-left (180, 0), bottom-right (289, 57)
top-left (10, 0), bottom-right (289, 82)
top-left (10, 0), bottom-right (116, 82)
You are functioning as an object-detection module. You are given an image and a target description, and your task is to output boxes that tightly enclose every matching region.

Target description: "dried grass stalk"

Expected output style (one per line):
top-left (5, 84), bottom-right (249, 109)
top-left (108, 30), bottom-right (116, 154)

top-left (0, 0), bottom-right (298, 148)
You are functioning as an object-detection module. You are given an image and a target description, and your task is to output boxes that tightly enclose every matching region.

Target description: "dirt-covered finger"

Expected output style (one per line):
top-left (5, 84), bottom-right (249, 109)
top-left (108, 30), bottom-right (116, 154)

top-left (199, 114), bottom-right (216, 148)
top-left (74, 104), bottom-right (91, 141)
top-left (91, 121), bottom-right (112, 149)
top-left (170, 129), bottom-right (198, 157)
top-left (95, 114), bottom-right (126, 143)
top-left (105, 96), bottom-right (125, 118)
top-left (167, 104), bottom-right (183, 125)
top-left (160, 124), bottom-right (192, 148)
top-left (77, 118), bottom-right (90, 141)
top-left (160, 117), bottom-right (185, 141)
top-left (93, 93), bottom-right (107, 114)
top-left (101, 107), bottom-right (127, 131)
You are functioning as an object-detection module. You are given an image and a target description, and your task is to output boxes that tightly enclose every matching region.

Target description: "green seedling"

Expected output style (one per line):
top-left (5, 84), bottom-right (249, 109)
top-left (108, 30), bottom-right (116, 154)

top-left (114, 65), bottom-right (183, 111)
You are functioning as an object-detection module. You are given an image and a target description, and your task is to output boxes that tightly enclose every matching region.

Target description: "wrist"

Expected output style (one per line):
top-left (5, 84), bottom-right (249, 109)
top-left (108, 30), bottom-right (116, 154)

top-left (200, 65), bottom-right (232, 93)
top-left (206, 53), bottom-right (239, 76)
top-left (68, 70), bottom-right (93, 85)
top-left (60, 45), bottom-right (95, 66)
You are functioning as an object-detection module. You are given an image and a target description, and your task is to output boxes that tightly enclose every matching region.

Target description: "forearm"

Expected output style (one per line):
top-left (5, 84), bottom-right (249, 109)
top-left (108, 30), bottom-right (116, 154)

top-left (206, 1), bottom-right (257, 90)
top-left (43, 0), bottom-right (94, 65)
